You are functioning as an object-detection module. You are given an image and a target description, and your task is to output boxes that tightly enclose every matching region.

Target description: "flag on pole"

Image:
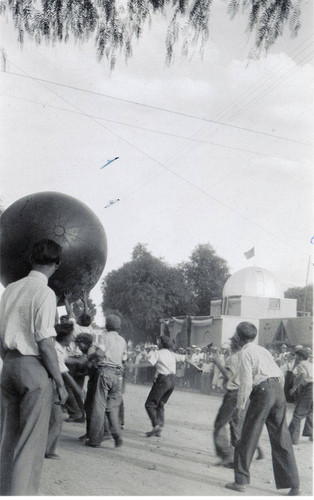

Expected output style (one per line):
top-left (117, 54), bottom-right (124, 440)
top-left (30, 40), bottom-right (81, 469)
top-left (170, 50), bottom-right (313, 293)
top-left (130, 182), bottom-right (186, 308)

top-left (244, 247), bottom-right (255, 259)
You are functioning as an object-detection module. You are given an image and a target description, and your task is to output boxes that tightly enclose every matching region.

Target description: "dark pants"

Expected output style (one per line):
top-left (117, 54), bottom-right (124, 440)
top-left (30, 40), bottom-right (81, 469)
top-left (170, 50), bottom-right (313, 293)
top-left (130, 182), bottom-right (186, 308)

top-left (200, 372), bottom-right (212, 394)
top-left (214, 389), bottom-right (240, 460)
top-left (234, 378), bottom-right (299, 489)
top-left (87, 365), bottom-right (123, 446)
top-left (46, 387), bottom-right (63, 455)
top-left (289, 383), bottom-right (313, 444)
top-left (64, 367), bottom-right (85, 419)
top-left (0, 351), bottom-right (53, 495)
top-left (145, 374), bottom-right (175, 428)
top-left (103, 399), bottom-right (124, 436)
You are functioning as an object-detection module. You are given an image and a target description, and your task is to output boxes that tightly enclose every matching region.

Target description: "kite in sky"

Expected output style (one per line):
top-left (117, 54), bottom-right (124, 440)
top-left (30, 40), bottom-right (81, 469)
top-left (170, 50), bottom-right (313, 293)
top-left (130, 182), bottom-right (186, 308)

top-left (104, 199), bottom-right (120, 209)
top-left (100, 157), bottom-right (119, 169)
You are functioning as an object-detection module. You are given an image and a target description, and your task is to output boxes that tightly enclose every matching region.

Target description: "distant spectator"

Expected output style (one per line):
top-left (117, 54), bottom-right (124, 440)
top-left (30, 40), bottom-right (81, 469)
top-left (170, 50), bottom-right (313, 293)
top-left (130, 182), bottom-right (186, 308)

top-left (289, 348), bottom-right (313, 444)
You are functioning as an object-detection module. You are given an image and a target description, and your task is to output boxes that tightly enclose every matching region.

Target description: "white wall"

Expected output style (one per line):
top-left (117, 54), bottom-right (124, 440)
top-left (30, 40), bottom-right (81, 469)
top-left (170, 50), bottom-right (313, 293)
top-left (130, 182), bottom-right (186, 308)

top-left (241, 296), bottom-right (296, 319)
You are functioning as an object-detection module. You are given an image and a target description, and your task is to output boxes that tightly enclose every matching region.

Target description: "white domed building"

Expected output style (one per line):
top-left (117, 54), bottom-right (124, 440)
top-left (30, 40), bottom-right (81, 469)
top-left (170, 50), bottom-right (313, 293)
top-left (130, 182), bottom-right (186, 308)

top-left (161, 266), bottom-right (312, 349)
top-left (209, 266), bottom-right (299, 346)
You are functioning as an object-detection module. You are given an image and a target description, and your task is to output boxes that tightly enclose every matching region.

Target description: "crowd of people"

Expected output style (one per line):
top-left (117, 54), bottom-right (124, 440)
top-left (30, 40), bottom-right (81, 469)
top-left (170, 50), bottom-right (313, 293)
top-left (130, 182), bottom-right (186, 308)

top-left (0, 238), bottom-right (312, 496)
top-left (124, 342), bottom-right (313, 396)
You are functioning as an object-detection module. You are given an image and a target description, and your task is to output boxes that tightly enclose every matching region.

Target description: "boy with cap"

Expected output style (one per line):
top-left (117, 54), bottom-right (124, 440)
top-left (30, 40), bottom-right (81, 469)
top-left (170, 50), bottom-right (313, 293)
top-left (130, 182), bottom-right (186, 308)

top-left (85, 314), bottom-right (127, 448)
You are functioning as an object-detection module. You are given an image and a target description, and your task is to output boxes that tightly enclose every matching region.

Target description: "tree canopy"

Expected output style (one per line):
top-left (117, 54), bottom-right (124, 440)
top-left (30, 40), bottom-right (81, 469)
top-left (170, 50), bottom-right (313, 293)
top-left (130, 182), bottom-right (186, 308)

top-left (101, 243), bottom-right (197, 342)
top-left (284, 284), bottom-right (313, 316)
top-left (181, 243), bottom-right (230, 315)
top-left (101, 242), bottom-right (230, 343)
top-left (0, 0), bottom-right (303, 67)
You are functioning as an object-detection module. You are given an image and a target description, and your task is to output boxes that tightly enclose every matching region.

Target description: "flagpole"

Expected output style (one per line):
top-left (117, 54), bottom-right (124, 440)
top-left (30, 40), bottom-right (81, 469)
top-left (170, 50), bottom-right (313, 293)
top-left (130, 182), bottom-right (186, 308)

top-left (302, 255), bottom-right (311, 314)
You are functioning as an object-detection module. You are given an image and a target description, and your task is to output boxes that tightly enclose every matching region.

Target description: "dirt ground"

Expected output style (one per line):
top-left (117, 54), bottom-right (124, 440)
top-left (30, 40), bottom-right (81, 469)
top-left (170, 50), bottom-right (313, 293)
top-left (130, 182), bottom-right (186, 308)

top-left (40, 383), bottom-right (313, 497)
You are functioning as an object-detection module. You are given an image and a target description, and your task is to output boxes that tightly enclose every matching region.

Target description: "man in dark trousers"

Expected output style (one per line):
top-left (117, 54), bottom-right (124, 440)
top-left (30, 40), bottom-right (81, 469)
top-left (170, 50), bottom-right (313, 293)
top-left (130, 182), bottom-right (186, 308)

top-left (211, 336), bottom-right (264, 468)
top-left (145, 335), bottom-right (177, 437)
top-left (225, 322), bottom-right (300, 496)
top-left (0, 239), bottom-right (68, 496)
top-left (85, 314), bottom-right (127, 448)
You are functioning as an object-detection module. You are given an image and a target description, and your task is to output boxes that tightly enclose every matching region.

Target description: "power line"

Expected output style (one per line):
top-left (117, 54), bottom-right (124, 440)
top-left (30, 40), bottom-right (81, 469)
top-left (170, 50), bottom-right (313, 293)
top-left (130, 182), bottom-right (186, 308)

top-left (150, 39), bottom-right (313, 175)
top-left (2, 69), bottom-right (311, 147)
top-left (7, 62), bottom-right (311, 259)
top-left (0, 92), bottom-right (304, 164)
top-left (120, 43), bottom-right (313, 202)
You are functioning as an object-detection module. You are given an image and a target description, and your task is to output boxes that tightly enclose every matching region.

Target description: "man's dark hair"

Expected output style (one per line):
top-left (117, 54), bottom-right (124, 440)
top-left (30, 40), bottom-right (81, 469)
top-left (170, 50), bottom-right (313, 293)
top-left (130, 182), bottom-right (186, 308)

top-left (55, 322), bottom-right (74, 342)
top-left (106, 314), bottom-right (121, 331)
top-left (75, 333), bottom-right (93, 346)
top-left (31, 238), bottom-right (62, 266)
top-left (78, 313), bottom-right (92, 327)
top-left (236, 322), bottom-right (257, 343)
top-left (159, 335), bottom-right (173, 350)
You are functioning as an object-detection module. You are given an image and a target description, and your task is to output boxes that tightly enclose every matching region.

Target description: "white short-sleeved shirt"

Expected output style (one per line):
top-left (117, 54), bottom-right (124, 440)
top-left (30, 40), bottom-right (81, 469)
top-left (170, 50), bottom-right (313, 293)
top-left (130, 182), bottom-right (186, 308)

top-left (237, 342), bottom-right (284, 410)
top-left (97, 330), bottom-right (127, 368)
top-left (224, 351), bottom-right (240, 390)
top-left (0, 270), bottom-right (57, 356)
top-left (293, 360), bottom-right (313, 384)
top-left (54, 340), bottom-right (69, 374)
top-left (148, 348), bottom-right (180, 375)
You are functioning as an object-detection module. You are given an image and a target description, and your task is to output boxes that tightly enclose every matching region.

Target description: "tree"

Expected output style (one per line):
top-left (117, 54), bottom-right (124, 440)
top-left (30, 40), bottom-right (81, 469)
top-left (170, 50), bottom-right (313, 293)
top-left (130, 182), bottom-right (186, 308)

top-left (101, 243), bottom-right (195, 343)
top-left (0, 0), bottom-right (303, 68)
top-left (284, 284), bottom-right (313, 316)
top-left (182, 243), bottom-right (230, 315)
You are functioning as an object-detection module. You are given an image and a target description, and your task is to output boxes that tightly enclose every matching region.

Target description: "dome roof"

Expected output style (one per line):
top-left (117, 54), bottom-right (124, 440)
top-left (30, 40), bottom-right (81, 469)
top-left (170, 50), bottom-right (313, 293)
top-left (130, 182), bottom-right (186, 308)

top-left (223, 266), bottom-right (284, 299)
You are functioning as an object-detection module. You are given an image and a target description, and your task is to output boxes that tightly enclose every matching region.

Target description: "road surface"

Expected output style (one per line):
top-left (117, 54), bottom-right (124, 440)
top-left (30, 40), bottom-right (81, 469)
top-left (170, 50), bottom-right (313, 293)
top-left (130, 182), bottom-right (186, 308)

top-left (40, 383), bottom-right (313, 496)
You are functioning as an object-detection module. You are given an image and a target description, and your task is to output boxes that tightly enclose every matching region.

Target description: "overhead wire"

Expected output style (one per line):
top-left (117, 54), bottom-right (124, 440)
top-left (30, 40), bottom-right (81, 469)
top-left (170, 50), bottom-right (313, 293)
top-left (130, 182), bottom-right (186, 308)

top-left (118, 36), bottom-right (313, 199)
top-left (3, 69), bottom-right (311, 147)
top-left (3, 38), bottom-right (312, 206)
top-left (120, 41), bottom-right (313, 202)
top-left (4, 56), bottom-right (312, 259)
top-left (0, 92), bottom-right (304, 164)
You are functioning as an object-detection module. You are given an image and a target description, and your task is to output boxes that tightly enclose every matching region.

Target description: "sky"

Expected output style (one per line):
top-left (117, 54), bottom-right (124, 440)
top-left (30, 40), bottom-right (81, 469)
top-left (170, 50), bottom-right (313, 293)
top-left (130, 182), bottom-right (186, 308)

top-left (0, 1), bottom-right (313, 325)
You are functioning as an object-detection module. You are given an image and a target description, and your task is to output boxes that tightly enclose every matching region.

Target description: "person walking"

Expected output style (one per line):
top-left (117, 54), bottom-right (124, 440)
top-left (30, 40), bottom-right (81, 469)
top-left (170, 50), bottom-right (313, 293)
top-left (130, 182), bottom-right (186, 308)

top-left (145, 336), bottom-right (177, 437)
top-left (0, 239), bottom-right (68, 496)
top-left (225, 322), bottom-right (300, 496)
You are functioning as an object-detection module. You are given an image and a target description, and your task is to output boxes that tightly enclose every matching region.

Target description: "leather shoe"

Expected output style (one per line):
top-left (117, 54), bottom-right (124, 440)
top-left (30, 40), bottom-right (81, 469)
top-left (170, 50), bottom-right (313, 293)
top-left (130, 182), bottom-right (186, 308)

top-left (85, 440), bottom-right (100, 448)
top-left (288, 487), bottom-right (301, 496)
top-left (223, 461), bottom-right (234, 469)
top-left (146, 427), bottom-right (161, 437)
top-left (225, 482), bottom-right (246, 492)
top-left (45, 453), bottom-right (60, 460)
top-left (114, 436), bottom-right (123, 448)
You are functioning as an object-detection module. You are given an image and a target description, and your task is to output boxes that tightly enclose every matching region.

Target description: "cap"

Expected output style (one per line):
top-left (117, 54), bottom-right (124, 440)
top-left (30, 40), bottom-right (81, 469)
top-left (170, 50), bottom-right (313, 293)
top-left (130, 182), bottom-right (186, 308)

top-left (295, 348), bottom-right (309, 360)
top-left (106, 314), bottom-right (121, 331)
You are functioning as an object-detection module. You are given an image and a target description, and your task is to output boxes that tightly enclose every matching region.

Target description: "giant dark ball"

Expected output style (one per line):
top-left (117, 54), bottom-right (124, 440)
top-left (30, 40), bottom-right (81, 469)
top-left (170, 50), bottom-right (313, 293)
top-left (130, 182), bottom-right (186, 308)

top-left (0, 191), bottom-right (107, 305)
